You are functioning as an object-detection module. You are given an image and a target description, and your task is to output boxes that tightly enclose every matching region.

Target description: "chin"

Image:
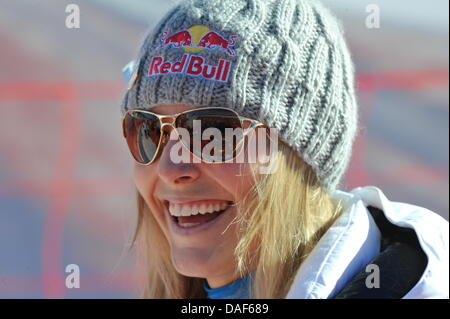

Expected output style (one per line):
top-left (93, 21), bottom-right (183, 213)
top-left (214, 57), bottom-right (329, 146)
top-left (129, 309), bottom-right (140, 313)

top-left (170, 251), bottom-right (228, 279)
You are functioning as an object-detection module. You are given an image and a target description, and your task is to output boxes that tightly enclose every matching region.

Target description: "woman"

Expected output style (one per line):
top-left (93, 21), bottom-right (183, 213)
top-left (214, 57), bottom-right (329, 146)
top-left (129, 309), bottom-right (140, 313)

top-left (120, 0), bottom-right (448, 298)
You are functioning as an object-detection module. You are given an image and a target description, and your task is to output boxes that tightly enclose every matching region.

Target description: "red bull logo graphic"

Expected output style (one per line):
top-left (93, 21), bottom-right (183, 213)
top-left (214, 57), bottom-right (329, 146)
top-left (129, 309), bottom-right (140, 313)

top-left (158, 30), bottom-right (193, 48)
top-left (157, 25), bottom-right (238, 57)
top-left (149, 25), bottom-right (238, 83)
top-left (197, 31), bottom-right (238, 57)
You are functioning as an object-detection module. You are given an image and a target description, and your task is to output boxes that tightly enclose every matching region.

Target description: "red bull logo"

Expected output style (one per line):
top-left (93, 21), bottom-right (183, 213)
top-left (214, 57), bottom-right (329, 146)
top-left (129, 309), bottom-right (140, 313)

top-left (197, 31), bottom-right (238, 57)
top-left (157, 25), bottom-right (238, 57)
top-left (158, 30), bottom-right (193, 48)
top-left (149, 54), bottom-right (231, 82)
top-left (149, 25), bottom-right (238, 83)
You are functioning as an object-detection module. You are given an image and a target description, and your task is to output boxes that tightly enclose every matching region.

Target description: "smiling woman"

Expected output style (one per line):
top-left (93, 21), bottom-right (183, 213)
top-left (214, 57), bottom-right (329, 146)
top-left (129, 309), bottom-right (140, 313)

top-left (132, 116), bottom-right (342, 297)
top-left (120, 0), bottom-right (448, 299)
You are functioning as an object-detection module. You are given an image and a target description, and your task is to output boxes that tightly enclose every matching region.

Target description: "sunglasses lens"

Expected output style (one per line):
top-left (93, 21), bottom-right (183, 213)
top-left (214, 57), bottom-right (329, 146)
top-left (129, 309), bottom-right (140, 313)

top-left (176, 108), bottom-right (243, 162)
top-left (123, 112), bottom-right (161, 164)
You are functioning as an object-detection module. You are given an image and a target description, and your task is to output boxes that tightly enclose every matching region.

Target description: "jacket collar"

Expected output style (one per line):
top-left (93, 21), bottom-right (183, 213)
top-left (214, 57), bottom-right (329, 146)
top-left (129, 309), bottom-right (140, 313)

top-left (286, 187), bottom-right (381, 298)
top-left (286, 186), bottom-right (449, 299)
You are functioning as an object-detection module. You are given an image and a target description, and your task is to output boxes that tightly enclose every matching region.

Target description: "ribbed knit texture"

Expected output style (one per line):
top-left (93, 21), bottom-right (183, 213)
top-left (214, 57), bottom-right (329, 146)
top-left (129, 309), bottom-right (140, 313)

top-left (121, 0), bottom-right (359, 193)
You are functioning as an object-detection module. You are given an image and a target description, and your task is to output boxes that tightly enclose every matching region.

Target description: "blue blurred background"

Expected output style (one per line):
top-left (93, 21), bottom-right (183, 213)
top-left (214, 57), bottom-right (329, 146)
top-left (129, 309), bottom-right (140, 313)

top-left (0, 0), bottom-right (448, 298)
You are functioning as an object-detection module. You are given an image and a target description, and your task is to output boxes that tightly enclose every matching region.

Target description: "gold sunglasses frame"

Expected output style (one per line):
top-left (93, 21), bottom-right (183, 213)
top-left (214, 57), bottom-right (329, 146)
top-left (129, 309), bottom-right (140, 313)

top-left (122, 107), bottom-right (266, 165)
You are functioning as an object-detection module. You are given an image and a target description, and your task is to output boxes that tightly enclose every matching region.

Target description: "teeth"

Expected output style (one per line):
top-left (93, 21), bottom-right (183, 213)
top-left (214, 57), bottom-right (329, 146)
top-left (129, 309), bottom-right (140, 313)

top-left (205, 204), bottom-right (214, 214)
top-left (171, 203), bottom-right (180, 216)
top-left (181, 205), bottom-right (191, 216)
top-left (191, 205), bottom-right (200, 216)
top-left (168, 201), bottom-right (229, 217)
top-left (178, 222), bottom-right (203, 228)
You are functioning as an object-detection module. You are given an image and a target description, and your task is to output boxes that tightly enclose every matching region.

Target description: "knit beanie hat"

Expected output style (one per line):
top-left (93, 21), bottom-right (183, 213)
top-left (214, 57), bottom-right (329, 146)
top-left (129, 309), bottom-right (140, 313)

top-left (121, 0), bottom-right (359, 193)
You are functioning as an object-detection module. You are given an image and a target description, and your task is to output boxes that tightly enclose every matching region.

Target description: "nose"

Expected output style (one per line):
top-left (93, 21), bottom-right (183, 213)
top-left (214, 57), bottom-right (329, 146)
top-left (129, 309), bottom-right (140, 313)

top-left (156, 126), bottom-right (200, 185)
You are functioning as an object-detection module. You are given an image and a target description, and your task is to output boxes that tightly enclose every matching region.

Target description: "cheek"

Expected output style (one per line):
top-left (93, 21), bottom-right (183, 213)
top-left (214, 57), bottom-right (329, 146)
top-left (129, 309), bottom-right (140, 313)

top-left (204, 163), bottom-right (257, 201)
top-left (133, 163), bottom-right (174, 242)
top-left (133, 163), bottom-right (155, 197)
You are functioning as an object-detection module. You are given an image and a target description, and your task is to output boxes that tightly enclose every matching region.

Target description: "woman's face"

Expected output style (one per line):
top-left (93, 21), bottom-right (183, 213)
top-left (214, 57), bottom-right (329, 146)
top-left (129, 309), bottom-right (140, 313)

top-left (133, 104), bottom-right (259, 288)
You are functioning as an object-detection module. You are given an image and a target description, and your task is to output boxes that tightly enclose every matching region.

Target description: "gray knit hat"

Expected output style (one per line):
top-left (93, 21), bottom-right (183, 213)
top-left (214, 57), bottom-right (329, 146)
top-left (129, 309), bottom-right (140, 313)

top-left (121, 0), bottom-right (359, 193)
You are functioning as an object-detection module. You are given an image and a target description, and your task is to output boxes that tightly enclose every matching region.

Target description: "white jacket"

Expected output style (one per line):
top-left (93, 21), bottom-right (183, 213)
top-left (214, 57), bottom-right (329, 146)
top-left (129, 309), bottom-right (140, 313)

top-left (287, 186), bottom-right (449, 299)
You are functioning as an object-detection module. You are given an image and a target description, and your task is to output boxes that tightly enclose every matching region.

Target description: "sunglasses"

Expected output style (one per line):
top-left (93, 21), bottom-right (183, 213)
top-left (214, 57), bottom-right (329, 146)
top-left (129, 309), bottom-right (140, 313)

top-left (122, 107), bottom-right (265, 165)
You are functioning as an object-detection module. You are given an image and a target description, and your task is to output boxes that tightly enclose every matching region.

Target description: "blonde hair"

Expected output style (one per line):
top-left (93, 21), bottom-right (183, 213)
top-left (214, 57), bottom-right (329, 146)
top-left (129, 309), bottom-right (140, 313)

top-left (132, 141), bottom-right (344, 298)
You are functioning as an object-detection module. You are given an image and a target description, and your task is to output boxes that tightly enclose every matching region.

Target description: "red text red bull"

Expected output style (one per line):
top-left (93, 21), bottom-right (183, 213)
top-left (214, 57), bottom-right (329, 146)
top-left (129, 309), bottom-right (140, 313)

top-left (149, 54), bottom-right (231, 82)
